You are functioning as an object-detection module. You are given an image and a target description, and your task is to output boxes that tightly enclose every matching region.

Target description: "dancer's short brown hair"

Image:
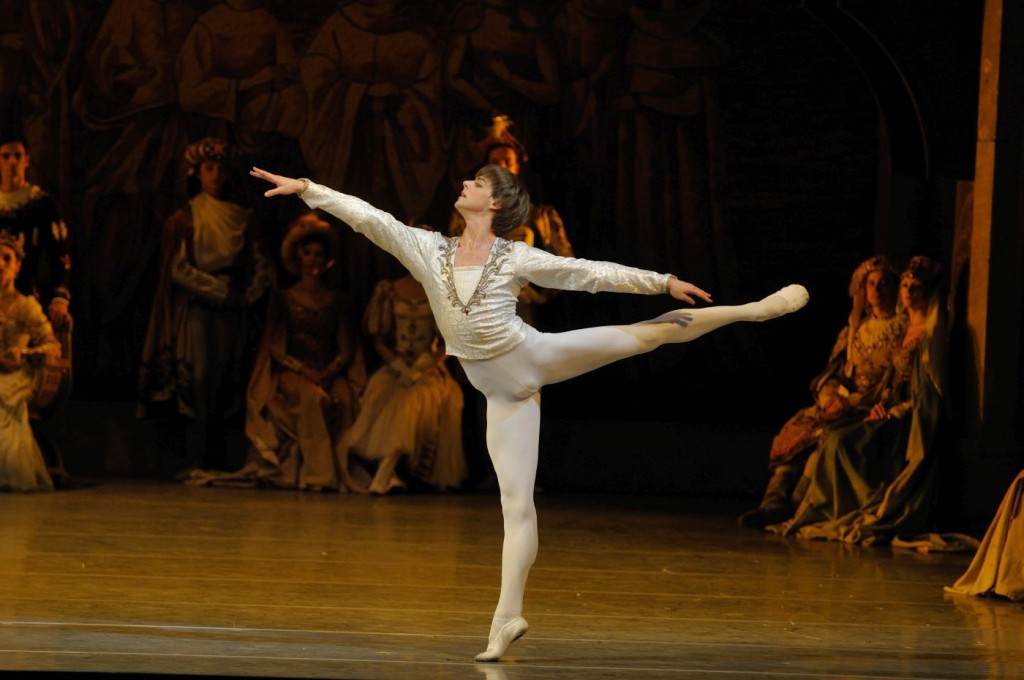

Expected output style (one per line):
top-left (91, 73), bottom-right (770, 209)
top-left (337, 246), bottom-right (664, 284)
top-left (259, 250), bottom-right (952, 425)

top-left (476, 164), bottom-right (530, 238)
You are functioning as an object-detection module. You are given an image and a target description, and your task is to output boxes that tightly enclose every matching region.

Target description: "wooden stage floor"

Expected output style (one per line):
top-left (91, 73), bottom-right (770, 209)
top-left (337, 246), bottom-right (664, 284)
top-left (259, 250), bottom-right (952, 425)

top-left (1, 477), bottom-right (1021, 679)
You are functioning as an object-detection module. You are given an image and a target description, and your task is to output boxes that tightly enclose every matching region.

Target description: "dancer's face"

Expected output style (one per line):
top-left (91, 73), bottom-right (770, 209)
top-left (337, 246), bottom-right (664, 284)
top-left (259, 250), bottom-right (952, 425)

top-left (455, 175), bottom-right (497, 214)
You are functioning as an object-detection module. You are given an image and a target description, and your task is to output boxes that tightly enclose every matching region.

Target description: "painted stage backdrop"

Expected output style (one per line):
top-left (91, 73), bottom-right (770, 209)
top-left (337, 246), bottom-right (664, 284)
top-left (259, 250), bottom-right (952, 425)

top-left (1, 0), bottom-right (885, 426)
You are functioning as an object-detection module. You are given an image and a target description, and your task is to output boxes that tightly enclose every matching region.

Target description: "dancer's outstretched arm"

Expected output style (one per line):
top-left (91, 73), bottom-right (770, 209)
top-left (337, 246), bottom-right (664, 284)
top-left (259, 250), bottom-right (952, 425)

top-left (250, 168), bottom-right (434, 278)
top-left (516, 245), bottom-right (714, 305)
top-left (252, 167), bottom-right (713, 306)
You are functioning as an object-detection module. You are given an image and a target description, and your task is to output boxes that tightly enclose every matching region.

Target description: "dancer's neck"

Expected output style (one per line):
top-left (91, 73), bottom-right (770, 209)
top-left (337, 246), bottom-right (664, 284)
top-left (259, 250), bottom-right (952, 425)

top-left (457, 220), bottom-right (496, 265)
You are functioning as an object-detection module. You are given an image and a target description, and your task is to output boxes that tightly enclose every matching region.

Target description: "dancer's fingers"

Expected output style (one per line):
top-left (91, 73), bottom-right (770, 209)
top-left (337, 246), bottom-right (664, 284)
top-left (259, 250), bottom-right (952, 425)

top-left (689, 284), bottom-right (713, 303)
top-left (249, 167), bottom-right (274, 182)
top-left (669, 279), bottom-right (713, 304)
top-left (250, 167), bottom-right (300, 197)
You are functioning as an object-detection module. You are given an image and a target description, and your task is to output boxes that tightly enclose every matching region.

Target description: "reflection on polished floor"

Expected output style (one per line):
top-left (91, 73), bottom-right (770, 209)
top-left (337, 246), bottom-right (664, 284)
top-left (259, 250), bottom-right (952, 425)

top-left (1, 478), bottom-right (1021, 679)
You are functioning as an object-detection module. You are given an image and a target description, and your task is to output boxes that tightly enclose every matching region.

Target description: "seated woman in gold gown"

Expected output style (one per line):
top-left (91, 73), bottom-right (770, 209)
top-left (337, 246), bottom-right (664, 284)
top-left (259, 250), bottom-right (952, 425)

top-left (337, 225), bottom-right (467, 494)
top-left (185, 213), bottom-right (366, 491)
top-left (945, 469), bottom-right (1024, 601)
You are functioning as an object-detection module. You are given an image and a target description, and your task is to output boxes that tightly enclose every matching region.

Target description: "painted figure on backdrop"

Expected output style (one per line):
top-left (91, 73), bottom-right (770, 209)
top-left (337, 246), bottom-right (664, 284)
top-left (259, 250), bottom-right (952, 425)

top-left (443, 0), bottom-right (560, 197)
top-left (614, 0), bottom-right (730, 284)
top-left (73, 0), bottom-right (202, 386)
top-left (552, 0), bottom-right (629, 142)
top-left (300, 0), bottom-right (446, 291)
top-left (772, 256), bottom-right (947, 545)
top-left (137, 138), bottom-right (272, 473)
top-left (74, 0), bottom-right (202, 226)
top-left (0, 229), bottom-right (61, 492)
top-left (185, 212), bottom-right (366, 491)
top-left (549, 0), bottom-right (630, 247)
top-left (301, 0), bottom-right (445, 221)
top-left (336, 223), bottom-right (466, 495)
top-left (250, 161), bottom-right (808, 662)
top-left (0, 1), bottom-right (82, 189)
top-left (176, 0), bottom-right (306, 160)
top-left (738, 256), bottom-right (905, 528)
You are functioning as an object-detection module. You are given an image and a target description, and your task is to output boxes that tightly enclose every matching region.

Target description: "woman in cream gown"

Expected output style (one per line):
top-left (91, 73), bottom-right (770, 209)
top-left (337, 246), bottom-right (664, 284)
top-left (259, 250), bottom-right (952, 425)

top-left (0, 230), bottom-right (60, 492)
top-left (338, 226), bottom-right (466, 494)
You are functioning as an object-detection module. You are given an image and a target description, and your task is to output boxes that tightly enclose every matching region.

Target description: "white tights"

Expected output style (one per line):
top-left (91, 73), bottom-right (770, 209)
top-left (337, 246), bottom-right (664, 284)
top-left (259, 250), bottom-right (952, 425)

top-left (458, 294), bottom-right (793, 640)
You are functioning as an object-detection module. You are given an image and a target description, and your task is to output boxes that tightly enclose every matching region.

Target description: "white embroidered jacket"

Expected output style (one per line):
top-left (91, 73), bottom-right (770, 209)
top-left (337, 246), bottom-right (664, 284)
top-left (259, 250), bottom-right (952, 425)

top-left (301, 181), bottom-right (673, 360)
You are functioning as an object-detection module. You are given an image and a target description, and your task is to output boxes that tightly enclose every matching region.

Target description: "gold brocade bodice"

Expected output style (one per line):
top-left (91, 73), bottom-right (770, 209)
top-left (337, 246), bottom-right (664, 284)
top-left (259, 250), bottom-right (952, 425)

top-left (892, 322), bottom-right (928, 386)
top-left (847, 313), bottom-right (906, 393)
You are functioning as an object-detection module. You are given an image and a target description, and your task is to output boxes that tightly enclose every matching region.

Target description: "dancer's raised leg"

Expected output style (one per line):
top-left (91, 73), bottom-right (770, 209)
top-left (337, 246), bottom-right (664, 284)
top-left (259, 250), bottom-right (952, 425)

top-left (648, 283), bottom-right (809, 335)
top-left (525, 284), bottom-right (809, 387)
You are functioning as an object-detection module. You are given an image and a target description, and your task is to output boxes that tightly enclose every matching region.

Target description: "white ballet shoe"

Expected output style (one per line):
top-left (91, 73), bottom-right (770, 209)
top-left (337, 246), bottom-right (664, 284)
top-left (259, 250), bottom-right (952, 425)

top-left (773, 284), bottom-right (809, 314)
top-left (474, 616), bottom-right (528, 662)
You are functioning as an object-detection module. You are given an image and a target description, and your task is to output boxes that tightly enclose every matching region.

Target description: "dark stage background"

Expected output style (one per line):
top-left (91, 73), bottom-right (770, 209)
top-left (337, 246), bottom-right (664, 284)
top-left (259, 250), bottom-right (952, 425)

top-left (4, 1), bottom-right (1010, 519)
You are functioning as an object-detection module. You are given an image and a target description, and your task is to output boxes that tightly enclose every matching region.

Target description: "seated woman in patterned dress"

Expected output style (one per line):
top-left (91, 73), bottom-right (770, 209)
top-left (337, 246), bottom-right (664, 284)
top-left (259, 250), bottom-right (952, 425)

top-left (337, 224), bottom-right (467, 494)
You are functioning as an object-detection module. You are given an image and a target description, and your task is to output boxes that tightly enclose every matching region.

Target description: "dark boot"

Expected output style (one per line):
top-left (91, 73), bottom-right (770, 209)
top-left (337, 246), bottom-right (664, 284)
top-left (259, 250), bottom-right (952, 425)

top-left (738, 463), bottom-right (803, 528)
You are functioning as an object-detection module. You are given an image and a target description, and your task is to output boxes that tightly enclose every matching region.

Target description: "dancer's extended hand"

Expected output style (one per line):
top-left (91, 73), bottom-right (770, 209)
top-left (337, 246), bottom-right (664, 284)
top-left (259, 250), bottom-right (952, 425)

top-left (668, 278), bottom-right (712, 305)
top-left (250, 167), bottom-right (305, 197)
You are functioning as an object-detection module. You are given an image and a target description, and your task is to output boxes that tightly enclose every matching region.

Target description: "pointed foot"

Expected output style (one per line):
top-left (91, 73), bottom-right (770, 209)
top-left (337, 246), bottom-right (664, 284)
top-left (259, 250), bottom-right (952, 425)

top-left (773, 284), bottom-right (809, 314)
top-left (474, 617), bottom-right (529, 662)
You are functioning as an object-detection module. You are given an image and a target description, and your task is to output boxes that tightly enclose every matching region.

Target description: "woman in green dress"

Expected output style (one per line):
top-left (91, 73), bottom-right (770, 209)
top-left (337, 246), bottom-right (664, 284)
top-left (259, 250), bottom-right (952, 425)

top-left (773, 255), bottom-right (947, 544)
top-left (739, 256), bottom-right (905, 528)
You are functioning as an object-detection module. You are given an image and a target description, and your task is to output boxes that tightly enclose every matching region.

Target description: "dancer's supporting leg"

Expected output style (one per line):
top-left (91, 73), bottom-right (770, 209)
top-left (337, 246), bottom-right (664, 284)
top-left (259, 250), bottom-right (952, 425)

top-left (459, 354), bottom-right (541, 662)
top-left (461, 284), bottom-right (809, 661)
